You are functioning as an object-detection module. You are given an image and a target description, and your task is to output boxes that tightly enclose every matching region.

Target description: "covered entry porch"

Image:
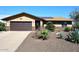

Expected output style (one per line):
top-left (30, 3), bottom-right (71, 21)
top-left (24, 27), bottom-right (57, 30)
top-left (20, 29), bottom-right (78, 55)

top-left (35, 20), bottom-right (44, 30)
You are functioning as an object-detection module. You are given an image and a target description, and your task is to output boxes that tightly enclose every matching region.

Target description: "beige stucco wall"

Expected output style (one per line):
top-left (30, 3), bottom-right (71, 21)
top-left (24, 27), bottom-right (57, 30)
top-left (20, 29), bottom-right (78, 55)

top-left (6, 16), bottom-right (35, 27)
top-left (54, 24), bottom-right (72, 27)
top-left (67, 25), bottom-right (72, 27)
top-left (44, 24), bottom-right (72, 27)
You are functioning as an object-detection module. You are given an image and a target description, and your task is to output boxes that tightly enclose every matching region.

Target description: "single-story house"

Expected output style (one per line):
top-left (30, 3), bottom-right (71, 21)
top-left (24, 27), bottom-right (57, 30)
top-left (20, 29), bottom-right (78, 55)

top-left (2, 12), bottom-right (45, 31)
top-left (1, 12), bottom-right (72, 31)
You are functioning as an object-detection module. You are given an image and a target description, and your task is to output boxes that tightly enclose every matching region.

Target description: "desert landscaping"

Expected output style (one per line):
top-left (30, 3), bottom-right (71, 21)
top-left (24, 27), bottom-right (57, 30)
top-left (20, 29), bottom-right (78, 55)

top-left (0, 7), bottom-right (79, 52)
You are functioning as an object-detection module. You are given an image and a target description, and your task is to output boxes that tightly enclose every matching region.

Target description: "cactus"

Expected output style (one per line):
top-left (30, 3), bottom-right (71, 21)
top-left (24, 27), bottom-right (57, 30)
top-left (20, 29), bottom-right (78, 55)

top-left (65, 30), bottom-right (79, 43)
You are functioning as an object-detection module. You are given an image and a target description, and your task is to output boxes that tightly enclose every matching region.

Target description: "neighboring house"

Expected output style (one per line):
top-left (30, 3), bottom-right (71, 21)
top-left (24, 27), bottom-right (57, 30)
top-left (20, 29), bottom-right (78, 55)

top-left (1, 12), bottom-right (72, 31)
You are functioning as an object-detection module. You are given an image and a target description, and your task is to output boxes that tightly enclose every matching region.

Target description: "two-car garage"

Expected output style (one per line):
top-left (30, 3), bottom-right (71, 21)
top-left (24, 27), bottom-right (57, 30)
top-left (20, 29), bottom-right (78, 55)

top-left (10, 21), bottom-right (32, 31)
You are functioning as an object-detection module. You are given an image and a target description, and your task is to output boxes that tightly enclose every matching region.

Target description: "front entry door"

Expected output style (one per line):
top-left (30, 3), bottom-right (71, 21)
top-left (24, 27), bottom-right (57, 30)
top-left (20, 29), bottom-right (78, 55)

top-left (35, 21), bottom-right (40, 30)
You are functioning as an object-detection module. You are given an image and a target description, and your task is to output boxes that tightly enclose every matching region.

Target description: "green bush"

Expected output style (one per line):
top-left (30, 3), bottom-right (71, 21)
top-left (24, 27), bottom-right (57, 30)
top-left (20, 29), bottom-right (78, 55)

top-left (74, 22), bottom-right (79, 29)
top-left (38, 30), bottom-right (49, 40)
top-left (0, 22), bottom-right (6, 31)
top-left (65, 30), bottom-right (79, 43)
top-left (45, 22), bottom-right (55, 31)
top-left (64, 27), bottom-right (71, 32)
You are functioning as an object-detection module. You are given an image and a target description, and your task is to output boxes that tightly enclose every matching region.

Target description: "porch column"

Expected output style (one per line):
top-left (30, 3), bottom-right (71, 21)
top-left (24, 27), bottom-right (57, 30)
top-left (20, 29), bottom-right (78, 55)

top-left (6, 21), bottom-right (10, 31)
top-left (40, 21), bottom-right (43, 29)
top-left (32, 20), bottom-right (35, 31)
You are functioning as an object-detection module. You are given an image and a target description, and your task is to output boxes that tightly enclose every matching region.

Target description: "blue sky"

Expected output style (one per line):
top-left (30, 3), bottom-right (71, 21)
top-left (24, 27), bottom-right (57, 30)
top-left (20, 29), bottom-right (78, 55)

top-left (0, 6), bottom-right (79, 19)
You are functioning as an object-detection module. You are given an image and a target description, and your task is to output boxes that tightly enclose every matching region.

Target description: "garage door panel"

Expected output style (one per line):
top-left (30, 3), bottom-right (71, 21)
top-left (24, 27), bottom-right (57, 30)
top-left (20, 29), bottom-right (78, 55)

top-left (11, 22), bottom-right (32, 26)
top-left (11, 27), bottom-right (32, 30)
top-left (10, 21), bottom-right (32, 31)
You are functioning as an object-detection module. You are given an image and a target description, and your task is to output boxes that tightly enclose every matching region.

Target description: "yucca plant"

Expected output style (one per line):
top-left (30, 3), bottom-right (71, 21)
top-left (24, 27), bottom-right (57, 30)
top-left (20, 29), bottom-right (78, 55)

top-left (65, 30), bottom-right (79, 43)
top-left (37, 30), bottom-right (49, 40)
top-left (40, 30), bottom-right (49, 40)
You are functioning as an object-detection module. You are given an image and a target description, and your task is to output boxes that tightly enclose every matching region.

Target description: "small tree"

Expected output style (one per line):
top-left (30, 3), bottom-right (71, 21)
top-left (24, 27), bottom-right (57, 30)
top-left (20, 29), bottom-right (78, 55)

top-left (0, 22), bottom-right (6, 31)
top-left (45, 22), bottom-right (55, 31)
top-left (70, 9), bottom-right (79, 21)
top-left (70, 9), bottom-right (79, 29)
top-left (74, 22), bottom-right (79, 29)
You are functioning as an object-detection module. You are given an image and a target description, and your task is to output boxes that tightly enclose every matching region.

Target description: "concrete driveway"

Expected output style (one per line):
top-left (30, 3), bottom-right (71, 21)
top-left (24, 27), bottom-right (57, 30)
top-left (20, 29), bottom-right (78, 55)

top-left (0, 31), bottom-right (31, 52)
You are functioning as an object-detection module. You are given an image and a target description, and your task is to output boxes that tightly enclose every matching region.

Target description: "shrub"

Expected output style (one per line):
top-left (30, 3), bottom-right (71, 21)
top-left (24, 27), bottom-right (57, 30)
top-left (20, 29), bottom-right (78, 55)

top-left (37, 30), bottom-right (49, 40)
top-left (74, 22), bottom-right (79, 29)
top-left (64, 27), bottom-right (71, 32)
top-left (65, 30), bottom-right (79, 44)
top-left (45, 22), bottom-right (55, 31)
top-left (0, 22), bottom-right (6, 31)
